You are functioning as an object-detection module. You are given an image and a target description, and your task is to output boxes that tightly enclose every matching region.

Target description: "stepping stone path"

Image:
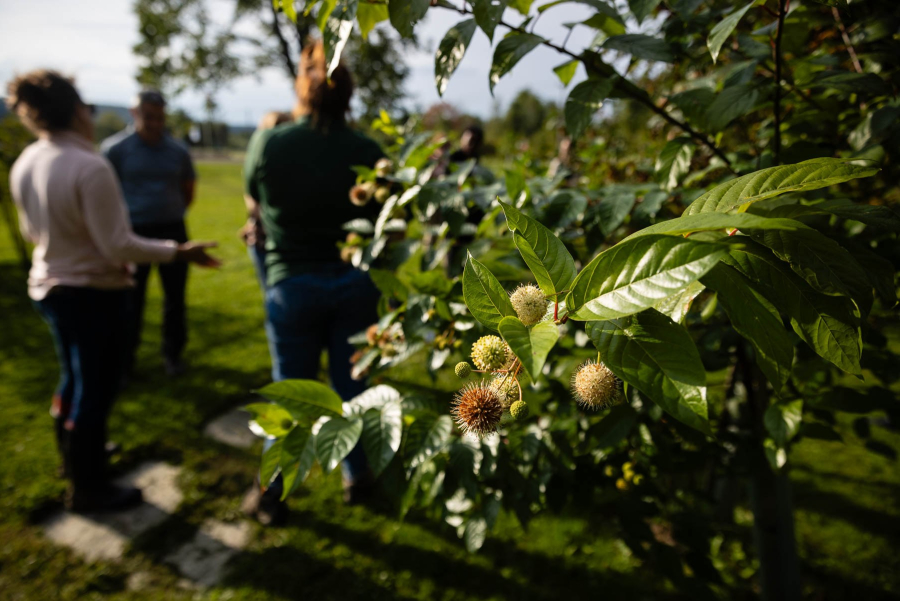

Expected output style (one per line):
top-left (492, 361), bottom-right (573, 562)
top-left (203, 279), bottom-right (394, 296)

top-left (42, 405), bottom-right (261, 589)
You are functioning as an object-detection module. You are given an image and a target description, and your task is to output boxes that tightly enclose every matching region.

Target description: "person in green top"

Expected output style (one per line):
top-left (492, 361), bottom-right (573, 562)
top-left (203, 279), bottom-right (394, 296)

top-left (241, 41), bottom-right (384, 525)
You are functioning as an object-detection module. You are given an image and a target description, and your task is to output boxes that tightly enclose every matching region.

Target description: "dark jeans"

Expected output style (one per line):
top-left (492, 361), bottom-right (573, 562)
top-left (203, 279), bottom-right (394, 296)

top-left (264, 266), bottom-right (380, 482)
top-left (35, 287), bottom-right (129, 490)
top-left (129, 220), bottom-right (189, 367)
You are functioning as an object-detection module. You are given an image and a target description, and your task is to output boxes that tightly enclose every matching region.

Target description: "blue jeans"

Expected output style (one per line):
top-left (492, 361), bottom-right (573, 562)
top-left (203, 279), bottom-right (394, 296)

top-left (35, 287), bottom-right (129, 489)
top-left (264, 266), bottom-right (380, 484)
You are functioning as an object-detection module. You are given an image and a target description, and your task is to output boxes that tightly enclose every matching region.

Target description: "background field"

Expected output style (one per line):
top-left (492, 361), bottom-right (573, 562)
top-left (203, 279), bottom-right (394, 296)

top-left (0, 162), bottom-right (897, 600)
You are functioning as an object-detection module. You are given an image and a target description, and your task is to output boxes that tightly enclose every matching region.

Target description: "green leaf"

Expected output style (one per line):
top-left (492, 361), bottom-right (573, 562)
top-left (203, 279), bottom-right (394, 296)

top-left (244, 402), bottom-right (295, 437)
top-left (315, 416), bottom-right (363, 473)
top-left (323, 0), bottom-right (358, 77)
top-left (276, 0), bottom-right (298, 22)
top-left (281, 431), bottom-right (317, 500)
top-left (553, 60), bottom-right (579, 86)
top-left (707, 0), bottom-right (755, 63)
top-left (587, 310), bottom-right (711, 435)
top-left (405, 414), bottom-right (454, 469)
top-left (564, 78), bottom-right (614, 139)
top-left (593, 191), bottom-right (635, 236)
top-left (603, 34), bottom-right (675, 62)
top-left (580, 12), bottom-right (626, 36)
top-left (505, 169), bottom-right (526, 202)
top-left (765, 399), bottom-right (803, 448)
top-left (357, 1), bottom-right (388, 38)
top-left (369, 268), bottom-right (409, 302)
top-left (628, 212), bottom-right (803, 240)
top-left (463, 516), bottom-right (488, 552)
top-left (653, 280), bottom-right (704, 323)
top-left (255, 380), bottom-right (343, 422)
top-left (628, 0), bottom-right (661, 23)
top-left (435, 19), bottom-right (477, 96)
top-left (361, 401), bottom-right (403, 477)
top-left (565, 235), bottom-right (728, 321)
top-left (704, 83), bottom-right (759, 131)
top-left (538, 0), bottom-right (622, 20)
top-left (260, 439), bottom-right (283, 487)
top-left (799, 422), bottom-right (842, 442)
top-left (685, 158), bottom-right (880, 215)
top-left (489, 33), bottom-right (545, 94)
top-left (389, 0), bottom-right (430, 38)
top-left (754, 228), bottom-right (873, 312)
top-left (281, 425), bottom-right (312, 463)
top-left (722, 242), bottom-right (862, 375)
top-left (588, 404), bottom-right (639, 447)
top-left (668, 88), bottom-right (715, 128)
top-left (766, 199), bottom-right (900, 231)
top-left (508, 0), bottom-right (534, 13)
top-left (473, 0), bottom-right (507, 41)
top-left (655, 137), bottom-right (695, 191)
top-left (498, 317), bottom-right (560, 381)
top-left (499, 200), bottom-right (577, 296)
top-left (462, 253), bottom-right (517, 331)
top-left (805, 71), bottom-right (890, 97)
top-left (701, 264), bottom-right (794, 390)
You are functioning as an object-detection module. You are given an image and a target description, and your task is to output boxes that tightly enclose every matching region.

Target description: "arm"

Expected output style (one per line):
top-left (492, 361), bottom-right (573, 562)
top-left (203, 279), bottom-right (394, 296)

top-left (182, 148), bottom-right (197, 209)
top-left (80, 160), bottom-right (179, 264)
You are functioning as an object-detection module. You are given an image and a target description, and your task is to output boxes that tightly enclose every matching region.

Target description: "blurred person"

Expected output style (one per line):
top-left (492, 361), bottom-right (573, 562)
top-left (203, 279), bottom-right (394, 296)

top-left (6, 70), bottom-right (219, 513)
top-left (241, 41), bottom-right (384, 525)
top-left (547, 135), bottom-right (579, 187)
top-left (239, 111), bottom-right (293, 288)
top-left (449, 124), bottom-right (484, 164)
top-left (101, 90), bottom-right (197, 378)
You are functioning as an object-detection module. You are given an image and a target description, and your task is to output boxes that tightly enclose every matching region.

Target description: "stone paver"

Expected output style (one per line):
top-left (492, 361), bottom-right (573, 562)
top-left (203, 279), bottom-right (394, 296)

top-left (43, 462), bottom-right (183, 562)
top-left (165, 519), bottom-right (252, 586)
top-left (204, 408), bottom-right (258, 449)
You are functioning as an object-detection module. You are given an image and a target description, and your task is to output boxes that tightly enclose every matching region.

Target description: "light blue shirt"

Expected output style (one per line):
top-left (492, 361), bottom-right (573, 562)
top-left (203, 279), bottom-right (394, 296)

top-left (101, 129), bottom-right (196, 226)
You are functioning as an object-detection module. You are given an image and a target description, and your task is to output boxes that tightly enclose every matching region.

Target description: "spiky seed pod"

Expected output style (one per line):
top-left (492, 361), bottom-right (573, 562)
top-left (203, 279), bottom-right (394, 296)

top-left (510, 284), bottom-right (548, 326)
top-left (349, 182), bottom-right (375, 206)
top-left (455, 362), bottom-right (472, 378)
top-left (510, 400), bottom-right (529, 420)
top-left (490, 375), bottom-right (520, 408)
top-left (571, 360), bottom-right (623, 409)
top-left (452, 382), bottom-right (504, 437)
top-left (471, 335), bottom-right (511, 371)
top-left (374, 158), bottom-right (394, 177)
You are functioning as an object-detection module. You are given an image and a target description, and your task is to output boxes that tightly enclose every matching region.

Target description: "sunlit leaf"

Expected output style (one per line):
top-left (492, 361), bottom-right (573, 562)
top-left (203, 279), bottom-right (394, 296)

top-left (490, 33), bottom-right (545, 94)
top-left (498, 316), bottom-right (560, 381)
top-left (435, 19), bottom-right (477, 96)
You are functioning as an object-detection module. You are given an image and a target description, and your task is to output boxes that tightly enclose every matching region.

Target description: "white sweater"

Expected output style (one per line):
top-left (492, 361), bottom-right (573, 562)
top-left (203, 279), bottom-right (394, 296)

top-left (9, 131), bottom-right (178, 300)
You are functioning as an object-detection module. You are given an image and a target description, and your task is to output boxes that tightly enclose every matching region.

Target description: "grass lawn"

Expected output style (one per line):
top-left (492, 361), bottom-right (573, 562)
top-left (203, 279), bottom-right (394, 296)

top-left (0, 161), bottom-right (897, 600)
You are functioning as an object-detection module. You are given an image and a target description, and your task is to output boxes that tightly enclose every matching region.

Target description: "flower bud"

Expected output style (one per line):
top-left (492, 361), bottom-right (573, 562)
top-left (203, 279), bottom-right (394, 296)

top-left (571, 360), bottom-right (622, 410)
top-left (374, 186), bottom-right (391, 204)
top-left (340, 246), bottom-right (356, 263)
top-left (470, 335), bottom-right (512, 371)
top-left (455, 362), bottom-right (472, 378)
top-left (346, 232), bottom-right (363, 246)
top-left (374, 158), bottom-right (394, 177)
top-left (510, 284), bottom-right (548, 326)
top-left (510, 400), bottom-right (529, 420)
top-left (490, 375), bottom-right (519, 408)
top-left (349, 182), bottom-right (375, 207)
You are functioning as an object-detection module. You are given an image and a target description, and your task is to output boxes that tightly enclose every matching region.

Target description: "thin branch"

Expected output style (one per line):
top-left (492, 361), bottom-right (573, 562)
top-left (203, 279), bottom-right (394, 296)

top-left (832, 6), bottom-right (863, 73)
top-left (773, 0), bottom-right (788, 164)
top-left (436, 1), bottom-right (737, 174)
top-left (269, 2), bottom-right (297, 80)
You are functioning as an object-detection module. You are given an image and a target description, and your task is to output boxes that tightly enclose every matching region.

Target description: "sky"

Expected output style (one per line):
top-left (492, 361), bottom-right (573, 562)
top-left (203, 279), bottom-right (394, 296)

top-left (0, 0), bottom-right (608, 125)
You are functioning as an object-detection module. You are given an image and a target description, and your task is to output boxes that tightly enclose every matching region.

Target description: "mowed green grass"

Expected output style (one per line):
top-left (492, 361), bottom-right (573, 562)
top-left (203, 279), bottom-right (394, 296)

top-left (0, 161), bottom-right (897, 600)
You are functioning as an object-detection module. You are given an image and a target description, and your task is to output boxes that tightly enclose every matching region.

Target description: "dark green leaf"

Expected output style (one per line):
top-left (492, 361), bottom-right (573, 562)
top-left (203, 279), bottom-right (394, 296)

top-left (588, 404), bottom-right (638, 447)
top-left (473, 0), bottom-right (507, 41)
top-left (538, 0), bottom-right (622, 21)
top-left (766, 199), bottom-right (900, 231)
top-left (498, 316), bottom-right (560, 381)
top-left (389, 0), bottom-right (430, 38)
top-left (628, 212), bottom-right (804, 239)
top-left (435, 19), bottom-right (477, 96)
top-left (799, 422), bottom-right (842, 442)
top-left (668, 88), bottom-right (715, 127)
top-left (587, 310), bottom-right (711, 435)
top-left (564, 78), bottom-right (614, 139)
top-left (316, 417), bottom-right (364, 473)
top-left (260, 439), bottom-right (283, 487)
top-left (806, 71), bottom-right (890, 96)
top-left (603, 34), bottom-right (675, 63)
top-left (722, 242), bottom-right (862, 375)
top-left (702, 264), bottom-right (794, 390)
top-left (361, 401), bottom-right (403, 477)
top-left (281, 431), bottom-right (317, 499)
top-left (628, 0), bottom-right (661, 23)
top-left (369, 268), bottom-right (409, 302)
top-left (462, 253), bottom-right (517, 331)
top-left (704, 83), bottom-right (759, 131)
top-left (594, 190), bottom-right (635, 236)
top-left (685, 158), bottom-right (880, 215)
top-left (406, 414), bottom-right (454, 469)
top-left (566, 235), bottom-right (728, 321)
top-left (255, 380), bottom-right (344, 422)
top-left (707, 0), bottom-right (755, 63)
top-left (490, 33), bottom-right (546, 94)
top-left (323, 0), bottom-right (358, 77)
top-left (499, 200), bottom-right (577, 296)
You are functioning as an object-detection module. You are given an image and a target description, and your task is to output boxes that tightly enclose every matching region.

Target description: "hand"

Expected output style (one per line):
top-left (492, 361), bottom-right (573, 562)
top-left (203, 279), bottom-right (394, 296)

top-left (175, 241), bottom-right (221, 268)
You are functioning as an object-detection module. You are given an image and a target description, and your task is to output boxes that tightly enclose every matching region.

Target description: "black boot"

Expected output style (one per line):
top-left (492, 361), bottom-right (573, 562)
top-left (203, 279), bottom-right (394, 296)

top-left (64, 426), bottom-right (142, 513)
top-left (67, 484), bottom-right (143, 514)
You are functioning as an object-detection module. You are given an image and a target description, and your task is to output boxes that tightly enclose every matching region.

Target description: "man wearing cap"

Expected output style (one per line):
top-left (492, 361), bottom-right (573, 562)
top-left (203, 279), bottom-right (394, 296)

top-left (101, 90), bottom-right (197, 377)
